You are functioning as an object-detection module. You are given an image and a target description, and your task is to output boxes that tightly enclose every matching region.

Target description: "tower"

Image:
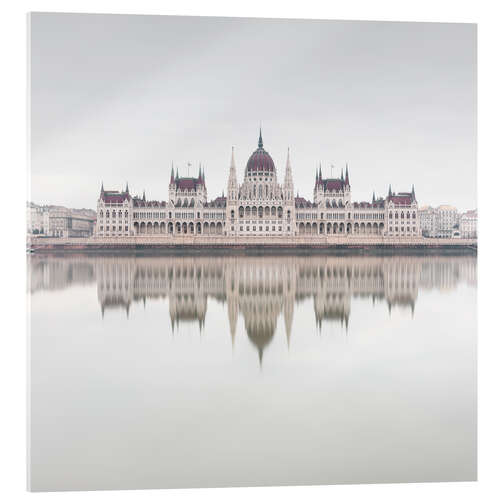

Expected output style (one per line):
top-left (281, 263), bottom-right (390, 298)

top-left (226, 147), bottom-right (239, 235)
top-left (283, 148), bottom-right (296, 235)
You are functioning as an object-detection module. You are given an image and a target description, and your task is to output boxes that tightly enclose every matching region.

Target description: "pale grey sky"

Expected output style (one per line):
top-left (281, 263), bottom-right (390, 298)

top-left (30, 13), bottom-right (476, 211)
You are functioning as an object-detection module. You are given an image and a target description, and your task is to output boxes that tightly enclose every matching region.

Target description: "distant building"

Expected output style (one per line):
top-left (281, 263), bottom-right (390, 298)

top-left (419, 205), bottom-right (476, 239)
top-left (418, 205), bottom-right (436, 238)
top-left (27, 203), bottom-right (96, 237)
top-left (435, 205), bottom-right (459, 238)
top-left (96, 129), bottom-right (420, 238)
top-left (459, 209), bottom-right (477, 239)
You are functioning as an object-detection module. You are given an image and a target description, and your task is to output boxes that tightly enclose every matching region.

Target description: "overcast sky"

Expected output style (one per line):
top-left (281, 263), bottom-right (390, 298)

top-left (29, 13), bottom-right (476, 211)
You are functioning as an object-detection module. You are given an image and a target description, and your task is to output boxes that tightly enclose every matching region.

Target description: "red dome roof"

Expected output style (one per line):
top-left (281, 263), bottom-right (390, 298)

top-left (246, 129), bottom-right (275, 173)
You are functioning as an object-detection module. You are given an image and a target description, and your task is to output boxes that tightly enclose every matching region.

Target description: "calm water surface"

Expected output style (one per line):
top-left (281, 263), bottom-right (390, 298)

top-left (28, 254), bottom-right (477, 491)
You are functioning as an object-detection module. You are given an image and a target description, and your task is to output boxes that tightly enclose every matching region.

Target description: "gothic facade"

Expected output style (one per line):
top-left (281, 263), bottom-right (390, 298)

top-left (95, 130), bottom-right (420, 238)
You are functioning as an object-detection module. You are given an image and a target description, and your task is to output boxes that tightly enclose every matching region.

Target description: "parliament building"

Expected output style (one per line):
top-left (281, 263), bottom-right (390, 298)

top-left (96, 130), bottom-right (420, 238)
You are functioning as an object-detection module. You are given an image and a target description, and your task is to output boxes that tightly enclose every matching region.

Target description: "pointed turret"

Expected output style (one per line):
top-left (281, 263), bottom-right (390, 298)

top-left (170, 163), bottom-right (175, 185)
top-left (258, 127), bottom-right (263, 148)
top-left (283, 147), bottom-right (294, 207)
top-left (101, 181), bottom-right (104, 193)
top-left (388, 184), bottom-right (392, 198)
top-left (341, 168), bottom-right (344, 182)
top-left (230, 146), bottom-right (236, 170)
top-left (142, 190), bottom-right (146, 202)
top-left (125, 181), bottom-right (129, 194)
top-left (345, 163), bottom-right (350, 185)
top-left (319, 164), bottom-right (322, 181)
top-left (372, 191), bottom-right (375, 203)
top-left (227, 146), bottom-right (238, 202)
top-left (284, 148), bottom-right (293, 182)
top-left (176, 168), bottom-right (179, 180)
top-left (411, 184), bottom-right (416, 202)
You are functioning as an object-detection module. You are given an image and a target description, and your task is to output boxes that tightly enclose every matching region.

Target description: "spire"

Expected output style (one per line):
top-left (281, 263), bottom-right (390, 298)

top-left (176, 168), bottom-right (179, 180)
top-left (258, 127), bottom-right (263, 148)
top-left (285, 147), bottom-right (293, 180)
top-left (388, 184), bottom-right (392, 197)
top-left (125, 181), bottom-right (129, 194)
top-left (411, 184), bottom-right (416, 201)
top-left (198, 163), bottom-right (202, 181)
top-left (372, 191), bottom-right (375, 203)
top-left (230, 146), bottom-right (236, 170)
top-left (341, 168), bottom-right (344, 182)
top-left (345, 163), bottom-right (350, 185)
top-left (170, 164), bottom-right (175, 184)
top-left (101, 181), bottom-right (104, 193)
top-left (142, 190), bottom-right (146, 202)
top-left (319, 164), bottom-right (322, 180)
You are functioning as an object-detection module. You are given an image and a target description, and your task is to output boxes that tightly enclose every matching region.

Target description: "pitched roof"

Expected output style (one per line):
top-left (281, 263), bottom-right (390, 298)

top-left (100, 190), bottom-right (131, 203)
top-left (321, 178), bottom-right (345, 192)
top-left (387, 194), bottom-right (413, 206)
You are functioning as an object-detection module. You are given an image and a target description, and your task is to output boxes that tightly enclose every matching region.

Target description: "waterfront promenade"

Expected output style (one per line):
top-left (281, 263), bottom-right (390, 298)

top-left (29, 235), bottom-right (477, 252)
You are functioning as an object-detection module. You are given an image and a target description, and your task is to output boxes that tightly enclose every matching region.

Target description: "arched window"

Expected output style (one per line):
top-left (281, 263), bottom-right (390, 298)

top-left (258, 185), bottom-right (263, 198)
top-left (412, 212), bottom-right (416, 219)
top-left (389, 212), bottom-right (393, 219)
top-left (124, 210), bottom-right (128, 218)
top-left (112, 210), bottom-right (116, 218)
top-left (106, 210), bottom-right (110, 218)
top-left (100, 210), bottom-right (103, 218)
top-left (395, 212), bottom-right (398, 219)
top-left (401, 211), bottom-right (405, 219)
top-left (407, 211), bottom-right (411, 219)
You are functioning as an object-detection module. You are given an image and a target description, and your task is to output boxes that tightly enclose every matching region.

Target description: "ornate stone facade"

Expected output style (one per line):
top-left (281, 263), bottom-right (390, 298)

top-left (95, 130), bottom-right (420, 238)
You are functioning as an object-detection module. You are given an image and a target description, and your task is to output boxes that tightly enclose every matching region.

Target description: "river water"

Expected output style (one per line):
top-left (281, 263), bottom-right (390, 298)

top-left (28, 253), bottom-right (477, 491)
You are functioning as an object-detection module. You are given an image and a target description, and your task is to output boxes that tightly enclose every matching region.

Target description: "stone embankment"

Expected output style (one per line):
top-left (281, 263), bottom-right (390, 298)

top-left (28, 236), bottom-right (478, 254)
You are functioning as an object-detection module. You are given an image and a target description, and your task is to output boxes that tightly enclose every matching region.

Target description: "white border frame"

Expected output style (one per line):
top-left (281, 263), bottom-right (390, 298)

top-left (2, 1), bottom-right (498, 499)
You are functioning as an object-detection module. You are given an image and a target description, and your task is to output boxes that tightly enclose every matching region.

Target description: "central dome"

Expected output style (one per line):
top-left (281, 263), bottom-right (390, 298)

top-left (246, 129), bottom-right (275, 173)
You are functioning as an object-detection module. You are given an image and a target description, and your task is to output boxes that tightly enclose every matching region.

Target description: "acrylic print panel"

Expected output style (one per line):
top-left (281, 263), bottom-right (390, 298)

top-left (28, 13), bottom-right (477, 492)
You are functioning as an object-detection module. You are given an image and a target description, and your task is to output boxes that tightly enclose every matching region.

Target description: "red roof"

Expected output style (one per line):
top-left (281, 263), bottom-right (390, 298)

top-left (174, 177), bottom-right (203, 190)
top-left (387, 194), bottom-right (412, 206)
top-left (205, 196), bottom-right (226, 208)
top-left (133, 199), bottom-right (167, 208)
top-left (321, 179), bottom-right (345, 192)
top-left (101, 191), bottom-right (130, 203)
top-left (295, 197), bottom-right (316, 208)
top-left (246, 147), bottom-right (275, 173)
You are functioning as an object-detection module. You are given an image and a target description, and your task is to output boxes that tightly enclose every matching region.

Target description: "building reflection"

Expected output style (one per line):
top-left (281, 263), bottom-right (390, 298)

top-left (29, 254), bottom-right (477, 363)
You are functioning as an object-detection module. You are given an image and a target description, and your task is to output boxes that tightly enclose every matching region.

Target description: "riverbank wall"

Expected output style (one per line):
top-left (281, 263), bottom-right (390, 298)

top-left (29, 236), bottom-right (478, 255)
